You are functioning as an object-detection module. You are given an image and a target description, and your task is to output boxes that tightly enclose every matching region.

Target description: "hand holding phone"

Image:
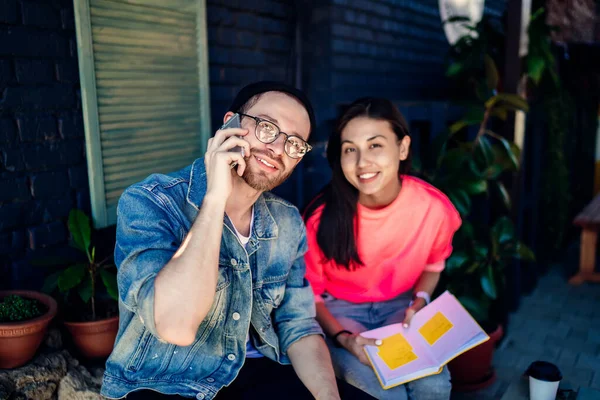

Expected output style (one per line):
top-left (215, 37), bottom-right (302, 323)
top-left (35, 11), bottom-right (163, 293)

top-left (220, 113), bottom-right (245, 158)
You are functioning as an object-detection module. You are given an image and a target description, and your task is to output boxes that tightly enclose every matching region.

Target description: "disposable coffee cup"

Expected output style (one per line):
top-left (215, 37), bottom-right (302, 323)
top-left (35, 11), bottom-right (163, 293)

top-left (525, 361), bottom-right (562, 400)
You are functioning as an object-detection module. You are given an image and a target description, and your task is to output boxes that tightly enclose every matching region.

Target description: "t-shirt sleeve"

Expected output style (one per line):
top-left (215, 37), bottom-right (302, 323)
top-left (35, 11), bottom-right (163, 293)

top-left (303, 215), bottom-right (327, 299)
top-left (426, 199), bottom-right (462, 265)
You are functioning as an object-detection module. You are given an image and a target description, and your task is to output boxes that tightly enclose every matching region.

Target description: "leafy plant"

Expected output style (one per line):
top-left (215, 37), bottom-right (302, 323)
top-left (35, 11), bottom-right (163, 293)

top-left (42, 209), bottom-right (118, 321)
top-left (416, 18), bottom-right (536, 325)
top-left (0, 295), bottom-right (46, 323)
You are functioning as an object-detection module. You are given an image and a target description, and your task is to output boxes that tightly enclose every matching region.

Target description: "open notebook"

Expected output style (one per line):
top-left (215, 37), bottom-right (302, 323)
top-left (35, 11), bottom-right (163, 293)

top-left (361, 291), bottom-right (489, 389)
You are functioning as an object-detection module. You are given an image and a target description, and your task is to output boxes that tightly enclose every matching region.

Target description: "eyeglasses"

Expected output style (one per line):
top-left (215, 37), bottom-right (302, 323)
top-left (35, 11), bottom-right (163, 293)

top-left (238, 113), bottom-right (312, 159)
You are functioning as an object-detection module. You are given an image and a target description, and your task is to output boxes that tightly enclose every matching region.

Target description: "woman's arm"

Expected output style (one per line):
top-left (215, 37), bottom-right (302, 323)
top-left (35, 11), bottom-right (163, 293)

top-left (402, 270), bottom-right (441, 327)
top-left (315, 301), bottom-right (379, 366)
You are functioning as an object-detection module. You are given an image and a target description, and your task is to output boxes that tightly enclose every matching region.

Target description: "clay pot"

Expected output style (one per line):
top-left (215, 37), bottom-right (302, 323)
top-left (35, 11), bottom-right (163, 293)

top-left (0, 290), bottom-right (58, 369)
top-left (448, 324), bottom-right (504, 391)
top-left (64, 315), bottom-right (119, 359)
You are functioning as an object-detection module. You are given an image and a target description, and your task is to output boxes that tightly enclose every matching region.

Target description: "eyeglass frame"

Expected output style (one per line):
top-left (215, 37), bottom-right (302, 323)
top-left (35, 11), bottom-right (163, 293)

top-left (237, 112), bottom-right (313, 159)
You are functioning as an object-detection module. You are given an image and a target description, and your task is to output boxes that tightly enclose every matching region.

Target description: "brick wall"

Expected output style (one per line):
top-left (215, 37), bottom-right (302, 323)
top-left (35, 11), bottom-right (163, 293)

top-left (301, 0), bottom-right (507, 204)
top-left (1, 0), bottom-right (506, 289)
top-left (0, 0), bottom-right (87, 289)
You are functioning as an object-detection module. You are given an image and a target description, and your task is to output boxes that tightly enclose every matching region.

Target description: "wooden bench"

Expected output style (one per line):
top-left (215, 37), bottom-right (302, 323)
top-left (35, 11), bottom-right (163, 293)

top-left (570, 194), bottom-right (600, 285)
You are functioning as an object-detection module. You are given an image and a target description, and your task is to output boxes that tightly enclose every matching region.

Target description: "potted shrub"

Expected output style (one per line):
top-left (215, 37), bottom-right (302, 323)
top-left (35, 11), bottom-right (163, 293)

top-left (416, 17), bottom-right (535, 389)
top-left (0, 291), bottom-right (57, 368)
top-left (43, 209), bottom-right (119, 359)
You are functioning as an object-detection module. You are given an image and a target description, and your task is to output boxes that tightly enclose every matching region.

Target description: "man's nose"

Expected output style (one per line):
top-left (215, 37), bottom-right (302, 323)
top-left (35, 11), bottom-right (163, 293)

top-left (265, 134), bottom-right (286, 157)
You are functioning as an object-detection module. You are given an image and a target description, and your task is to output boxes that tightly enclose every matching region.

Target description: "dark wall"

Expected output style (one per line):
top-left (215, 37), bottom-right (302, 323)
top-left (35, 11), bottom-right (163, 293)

top-left (0, 0), bottom-right (87, 289)
top-left (1, 0), bottom-right (507, 290)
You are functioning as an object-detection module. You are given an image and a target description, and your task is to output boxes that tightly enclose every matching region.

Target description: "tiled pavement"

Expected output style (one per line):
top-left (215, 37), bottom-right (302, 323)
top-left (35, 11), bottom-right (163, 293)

top-left (451, 266), bottom-right (600, 400)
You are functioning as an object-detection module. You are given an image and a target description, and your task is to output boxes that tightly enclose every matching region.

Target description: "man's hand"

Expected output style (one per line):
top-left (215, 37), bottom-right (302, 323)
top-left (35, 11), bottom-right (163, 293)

top-left (204, 127), bottom-right (250, 200)
top-left (402, 297), bottom-right (427, 328)
top-left (337, 333), bottom-right (381, 366)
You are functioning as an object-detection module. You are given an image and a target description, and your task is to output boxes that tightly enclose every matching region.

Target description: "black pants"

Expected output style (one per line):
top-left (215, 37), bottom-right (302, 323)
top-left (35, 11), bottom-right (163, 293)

top-left (126, 357), bottom-right (375, 399)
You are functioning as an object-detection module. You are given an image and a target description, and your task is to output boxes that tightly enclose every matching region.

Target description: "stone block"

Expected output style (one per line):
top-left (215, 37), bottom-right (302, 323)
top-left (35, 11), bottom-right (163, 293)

top-left (21, 0), bottom-right (62, 29)
top-left (55, 61), bottom-right (79, 83)
top-left (16, 115), bottom-right (59, 142)
top-left (0, 177), bottom-right (30, 202)
top-left (15, 59), bottom-right (55, 84)
top-left (2, 148), bottom-right (25, 171)
top-left (30, 171), bottom-right (70, 199)
top-left (27, 221), bottom-right (66, 249)
top-left (0, 118), bottom-right (17, 144)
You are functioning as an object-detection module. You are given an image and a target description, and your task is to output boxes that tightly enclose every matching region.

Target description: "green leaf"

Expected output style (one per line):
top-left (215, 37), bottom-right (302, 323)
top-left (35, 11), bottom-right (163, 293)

top-left (492, 216), bottom-right (515, 245)
top-left (480, 264), bottom-right (497, 299)
top-left (447, 189), bottom-right (471, 216)
top-left (484, 164), bottom-right (504, 179)
top-left (457, 296), bottom-right (488, 322)
top-left (91, 246), bottom-right (96, 263)
top-left (527, 55), bottom-right (546, 84)
top-left (446, 62), bottom-right (464, 77)
top-left (447, 252), bottom-right (469, 272)
top-left (69, 209), bottom-right (91, 256)
top-left (475, 135), bottom-right (494, 168)
top-left (515, 242), bottom-right (536, 261)
top-left (474, 244), bottom-right (488, 260)
top-left (466, 260), bottom-right (481, 274)
top-left (100, 269), bottom-right (119, 301)
top-left (57, 264), bottom-right (86, 292)
top-left (494, 181), bottom-right (512, 210)
top-left (490, 107), bottom-right (508, 121)
top-left (462, 179), bottom-right (488, 195)
top-left (496, 136), bottom-right (520, 170)
top-left (484, 54), bottom-right (499, 90)
top-left (78, 274), bottom-right (93, 303)
top-left (485, 93), bottom-right (529, 112)
top-left (42, 271), bottom-right (61, 294)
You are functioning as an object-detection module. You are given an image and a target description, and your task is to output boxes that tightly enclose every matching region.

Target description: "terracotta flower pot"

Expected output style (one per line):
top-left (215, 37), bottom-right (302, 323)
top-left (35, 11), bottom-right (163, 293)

top-left (0, 290), bottom-right (58, 369)
top-left (448, 324), bottom-right (504, 391)
top-left (64, 315), bottom-right (119, 359)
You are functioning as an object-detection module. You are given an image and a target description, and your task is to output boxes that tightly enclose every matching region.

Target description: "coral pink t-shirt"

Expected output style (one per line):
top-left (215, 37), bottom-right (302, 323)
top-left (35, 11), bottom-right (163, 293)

top-left (304, 176), bottom-right (461, 303)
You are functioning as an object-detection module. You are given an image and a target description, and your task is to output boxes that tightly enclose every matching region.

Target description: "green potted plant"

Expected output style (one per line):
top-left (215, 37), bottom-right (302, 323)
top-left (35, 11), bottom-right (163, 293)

top-left (0, 291), bottom-right (57, 368)
top-left (42, 209), bottom-right (119, 359)
top-left (416, 16), bottom-right (535, 388)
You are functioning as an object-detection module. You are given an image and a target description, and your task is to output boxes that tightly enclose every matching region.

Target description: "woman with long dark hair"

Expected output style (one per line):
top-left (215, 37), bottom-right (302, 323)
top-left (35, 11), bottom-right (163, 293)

top-left (304, 98), bottom-right (461, 400)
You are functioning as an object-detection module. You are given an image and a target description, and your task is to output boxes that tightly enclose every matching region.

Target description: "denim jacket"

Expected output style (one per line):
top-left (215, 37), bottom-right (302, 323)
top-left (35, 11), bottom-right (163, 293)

top-left (101, 158), bottom-right (323, 399)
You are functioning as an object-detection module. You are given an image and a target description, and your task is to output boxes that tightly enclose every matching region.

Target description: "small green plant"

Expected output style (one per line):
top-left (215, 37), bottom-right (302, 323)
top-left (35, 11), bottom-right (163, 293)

top-left (0, 295), bottom-right (45, 323)
top-left (42, 209), bottom-right (118, 321)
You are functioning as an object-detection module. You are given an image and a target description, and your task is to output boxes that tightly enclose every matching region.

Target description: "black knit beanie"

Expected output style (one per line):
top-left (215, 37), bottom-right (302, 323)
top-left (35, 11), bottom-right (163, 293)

top-left (228, 81), bottom-right (316, 136)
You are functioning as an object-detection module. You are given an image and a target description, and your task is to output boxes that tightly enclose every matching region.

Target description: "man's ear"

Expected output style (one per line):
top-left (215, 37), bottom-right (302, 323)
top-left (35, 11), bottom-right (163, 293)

top-left (399, 136), bottom-right (411, 161)
top-left (223, 111), bottom-right (235, 125)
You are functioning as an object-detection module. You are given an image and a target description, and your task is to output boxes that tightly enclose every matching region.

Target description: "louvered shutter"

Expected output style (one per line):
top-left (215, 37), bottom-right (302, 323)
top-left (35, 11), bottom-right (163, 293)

top-left (74, 0), bottom-right (211, 228)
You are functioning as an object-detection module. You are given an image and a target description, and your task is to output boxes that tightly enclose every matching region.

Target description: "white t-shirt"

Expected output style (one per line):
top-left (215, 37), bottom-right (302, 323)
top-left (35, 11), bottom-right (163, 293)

top-left (230, 207), bottom-right (263, 359)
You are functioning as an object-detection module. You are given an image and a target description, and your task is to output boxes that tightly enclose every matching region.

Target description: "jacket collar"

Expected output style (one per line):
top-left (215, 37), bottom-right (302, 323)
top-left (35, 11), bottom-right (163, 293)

top-left (186, 158), bottom-right (278, 240)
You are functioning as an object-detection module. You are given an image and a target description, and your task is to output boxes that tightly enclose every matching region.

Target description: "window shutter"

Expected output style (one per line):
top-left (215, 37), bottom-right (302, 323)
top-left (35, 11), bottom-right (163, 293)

top-left (74, 0), bottom-right (211, 228)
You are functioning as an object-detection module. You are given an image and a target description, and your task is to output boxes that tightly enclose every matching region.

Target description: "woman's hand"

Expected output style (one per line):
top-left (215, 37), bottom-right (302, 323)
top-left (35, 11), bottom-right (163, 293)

top-left (337, 333), bottom-right (381, 366)
top-left (402, 297), bottom-right (427, 328)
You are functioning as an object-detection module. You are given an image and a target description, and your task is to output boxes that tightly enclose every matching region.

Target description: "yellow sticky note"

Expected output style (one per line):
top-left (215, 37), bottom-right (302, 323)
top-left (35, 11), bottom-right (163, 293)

top-left (419, 311), bottom-right (454, 345)
top-left (377, 333), bottom-right (419, 370)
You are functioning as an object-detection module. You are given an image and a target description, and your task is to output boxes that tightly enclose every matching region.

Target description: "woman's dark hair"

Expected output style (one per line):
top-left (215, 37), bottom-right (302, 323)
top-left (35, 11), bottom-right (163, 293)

top-left (304, 97), bottom-right (411, 270)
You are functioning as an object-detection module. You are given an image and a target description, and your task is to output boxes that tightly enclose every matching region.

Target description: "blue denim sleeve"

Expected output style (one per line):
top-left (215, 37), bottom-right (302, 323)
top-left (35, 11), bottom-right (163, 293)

top-left (114, 186), bottom-right (180, 340)
top-left (273, 225), bottom-right (325, 355)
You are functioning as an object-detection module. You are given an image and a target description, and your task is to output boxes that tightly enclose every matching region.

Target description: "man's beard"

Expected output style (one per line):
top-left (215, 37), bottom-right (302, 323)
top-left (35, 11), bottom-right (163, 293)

top-left (242, 151), bottom-right (292, 191)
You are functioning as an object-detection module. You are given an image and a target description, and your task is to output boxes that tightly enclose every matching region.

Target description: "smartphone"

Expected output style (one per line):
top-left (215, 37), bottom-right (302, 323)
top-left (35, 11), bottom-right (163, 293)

top-left (221, 113), bottom-right (245, 157)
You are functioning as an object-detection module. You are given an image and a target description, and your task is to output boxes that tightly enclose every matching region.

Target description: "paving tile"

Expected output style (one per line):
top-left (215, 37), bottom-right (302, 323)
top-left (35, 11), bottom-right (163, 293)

top-left (576, 354), bottom-right (600, 371)
top-left (556, 348), bottom-right (579, 370)
top-left (576, 387), bottom-right (600, 400)
top-left (560, 367), bottom-right (594, 388)
top-left (590, 372), bottom-right (600, 390)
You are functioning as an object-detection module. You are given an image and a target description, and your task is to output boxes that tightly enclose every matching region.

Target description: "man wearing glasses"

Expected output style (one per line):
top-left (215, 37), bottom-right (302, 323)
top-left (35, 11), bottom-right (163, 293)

top-left (101, 82), bottom-right (374, 400)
